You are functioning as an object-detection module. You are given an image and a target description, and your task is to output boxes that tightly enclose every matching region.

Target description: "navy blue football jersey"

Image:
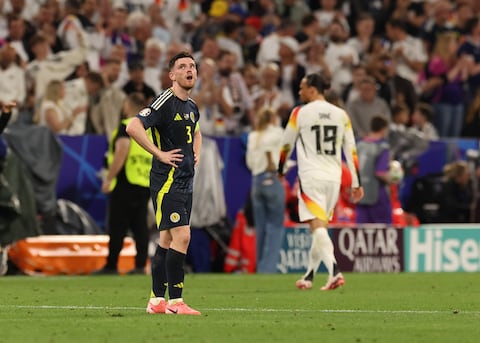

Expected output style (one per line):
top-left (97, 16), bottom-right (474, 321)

top-left (136, 88), bottom-right (200, 193)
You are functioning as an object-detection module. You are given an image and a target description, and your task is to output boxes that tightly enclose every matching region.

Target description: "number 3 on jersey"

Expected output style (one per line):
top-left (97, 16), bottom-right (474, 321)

top-left (186, 126), bottom-right (192, 143)
top-left (311, 125), bottom-right (337, 155)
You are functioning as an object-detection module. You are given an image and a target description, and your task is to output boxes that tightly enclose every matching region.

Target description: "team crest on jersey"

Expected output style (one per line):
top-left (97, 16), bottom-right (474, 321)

top-left (183, 113), bottom-right (190, 120)
top-left (190, 112), bottom-right (195, 123)
top-left (170, 212), bottom-right (180, 223)
top-left (139, 108), bottom-right (151, 117)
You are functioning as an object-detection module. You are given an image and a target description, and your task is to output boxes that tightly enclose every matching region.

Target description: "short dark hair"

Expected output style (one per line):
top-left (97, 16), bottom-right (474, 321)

top-left (304, 73), bottom-right (331, 94)
top-left (464, 17), bottom-right (479, 35)
top-left (392, 104), bottom-right (409, 118)
top-left (168, 51), bottom-right (196, 71)
top-left (388, 18), bottom-right (407, 31)
top-left (85, 71), bottom-right (105, 87)
top-left (416, 103), bottom-right (433, 121)
top-left (28, 33), bottom-right (48, 49)
top-left (370, 115), bottom-right (389, 132)
top-left (301, 14), bottom-right (317, 27)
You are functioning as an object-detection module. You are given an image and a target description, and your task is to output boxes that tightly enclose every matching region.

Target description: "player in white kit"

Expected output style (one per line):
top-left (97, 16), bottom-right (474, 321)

top-left (278, 73), bottom-right (364, 290)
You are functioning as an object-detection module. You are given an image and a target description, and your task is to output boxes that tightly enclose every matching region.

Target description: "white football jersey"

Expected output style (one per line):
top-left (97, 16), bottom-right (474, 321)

top-left (280, 100), bottom-right (360, 188)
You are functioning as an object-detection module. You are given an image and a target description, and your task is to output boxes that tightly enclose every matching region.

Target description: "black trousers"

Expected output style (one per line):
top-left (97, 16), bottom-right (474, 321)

top-left (105, 187), bottom-right (150, 270)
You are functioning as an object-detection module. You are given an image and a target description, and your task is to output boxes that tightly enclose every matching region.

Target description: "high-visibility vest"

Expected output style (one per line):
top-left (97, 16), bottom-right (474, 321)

top-left (107, 117), bottom-right (152, 191)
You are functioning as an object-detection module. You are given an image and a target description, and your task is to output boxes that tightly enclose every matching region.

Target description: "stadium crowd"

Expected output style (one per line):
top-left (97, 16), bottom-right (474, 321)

top-left (0, 0), bottom-right (479, 140)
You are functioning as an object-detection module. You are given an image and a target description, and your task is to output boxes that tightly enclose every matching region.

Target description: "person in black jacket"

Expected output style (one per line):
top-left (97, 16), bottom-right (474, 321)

top-left (439, 161), bottom-right (473, 223)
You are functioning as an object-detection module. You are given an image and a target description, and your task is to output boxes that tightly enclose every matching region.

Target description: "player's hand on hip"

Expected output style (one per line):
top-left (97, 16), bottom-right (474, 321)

top-left (159, 149), bottom-right (184, 168)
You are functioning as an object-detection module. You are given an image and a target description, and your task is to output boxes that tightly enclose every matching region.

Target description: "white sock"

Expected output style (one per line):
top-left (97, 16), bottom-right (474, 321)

top-left (316, 228), bottom-right (336, 277)
top-left (304, 229), bottom-right (323, 280)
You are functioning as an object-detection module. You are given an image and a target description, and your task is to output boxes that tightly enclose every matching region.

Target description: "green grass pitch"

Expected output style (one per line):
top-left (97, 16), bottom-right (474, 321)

top-left (1, 273), bottom-right (479, 343)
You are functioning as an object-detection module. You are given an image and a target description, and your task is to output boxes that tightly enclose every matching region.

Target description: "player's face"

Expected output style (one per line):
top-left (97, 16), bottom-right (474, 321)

top-left (298, 78), bottom-right (312, 103)
top-left (170, 57), bottom-right (197, 90)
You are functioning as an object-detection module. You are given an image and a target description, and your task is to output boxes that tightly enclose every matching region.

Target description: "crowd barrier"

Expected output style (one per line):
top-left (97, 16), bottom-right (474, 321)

top-left (57, 134), bottom-right (480, 230)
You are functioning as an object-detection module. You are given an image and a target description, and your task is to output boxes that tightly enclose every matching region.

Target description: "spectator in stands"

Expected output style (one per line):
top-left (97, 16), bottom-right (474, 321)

top-left (356, 115), bottom-right (393, 224)
top-left (276, 0), bottom-right (311, 31)
top-left (192, 35), bottom-right (220, 66)
top-left (216, 49), bottom-right (254, 135)
top-left (411, 102), bottom-right (439, 141)
top-left (439, 160), bottom-right (473, 223)
top-left (421, 0), bottom-right (459, 55)
top-left (371, 53), bottom-right (418, 114)
top-left (242, 16), bottom-right (263, 66)
top-left (191, 57), bottom-right (224, 136)
top-left (254, 62), bottom-right (285, 116)
top-left (88, 57), bottom-right (126, 139)
top-left (143, 37), bottom-right (164, 94)
top-left (77, 0), bottom-right (104, 72)
top-left (63, 70), bottom-right (105, 135)
top-left (385, 18), bottom-right (428, 88)
top-left (164, 40), bottom-right (191, 67)
top-left (303, 40), bottom-right (331, 79)
top-left (346, 76), bottom-right (391, 139)
top-left (454, 1), bottom-right (475, 37)
top-left (457, 17), bottom-right (480, 109)
top-left (324, 18), bottom-right (358, 95)
top-left (147, 1), bottom-right (171, 46)
top-left (347, 12), bottom-right (375, 63)
top-left (217, 20), bottom-right (244, 70)
top-left (36, 79), bottom-right (86, 135)
top-left (126, 10), bottom-right (152, 62)
top-left (313, 0), bottom-right (349, 40)
top-left (27, 30), bottom-right (88, 106)
top-left (387, 0), bottom-right (426, 37)
top-left (388, 104), bottom-right (429, 167)
top-left (57, 0), bottom-right (89, 51)
top-left (5, 13), bottom-right (33, 64)
top-left (425, 31), bottom-right (470, 137)
top-left (246, 107), bottom-right (285, 273)
top-left (122, 61), bottom-right (156, 103)
top-left (30, 4), bottom-right (62, 56)
top-left (256, 18), bottom-right (297, 67)
top-left (463, 89), bottom-right (480, 138)
top-left (242, 63), bottom-right (261, 102)
top-left (0, 43), bottom-right (25, 123)
top-left (294, 13), bottom-right (319, 59)
top-left (277, 36), bottom-right (305, 114)
top-left (101, 4), bottom-right (134, 62)
top-left (341, 63), bottom-right (367, 104)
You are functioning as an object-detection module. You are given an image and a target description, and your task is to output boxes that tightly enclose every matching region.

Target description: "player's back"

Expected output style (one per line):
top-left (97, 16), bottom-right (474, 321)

top-left (295, 99), bottom-right (348, 183)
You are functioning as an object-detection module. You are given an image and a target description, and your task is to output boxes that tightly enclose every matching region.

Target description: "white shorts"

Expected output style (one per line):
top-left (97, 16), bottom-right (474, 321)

top-left (297, 179), bottom-right (340, 223)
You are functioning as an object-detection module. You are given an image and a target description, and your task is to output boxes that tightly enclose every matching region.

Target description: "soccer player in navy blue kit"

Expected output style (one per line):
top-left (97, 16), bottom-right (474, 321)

top-left (126, 52), bottom-right (202, 315)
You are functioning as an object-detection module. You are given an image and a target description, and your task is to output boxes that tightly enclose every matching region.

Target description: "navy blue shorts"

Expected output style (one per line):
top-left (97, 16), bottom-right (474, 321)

top-left (152, 191), bottom-right (192, 230)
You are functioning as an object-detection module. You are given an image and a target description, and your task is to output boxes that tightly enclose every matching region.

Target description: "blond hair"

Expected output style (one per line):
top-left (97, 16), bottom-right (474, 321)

top-left (44, 80), bottom-right (63, 102)
top-left (443, 161), bottom-right (468, 181)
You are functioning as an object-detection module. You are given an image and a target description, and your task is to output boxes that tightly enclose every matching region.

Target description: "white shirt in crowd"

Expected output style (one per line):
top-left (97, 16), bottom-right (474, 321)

top-left (246, 124), bottom-right (284, 176)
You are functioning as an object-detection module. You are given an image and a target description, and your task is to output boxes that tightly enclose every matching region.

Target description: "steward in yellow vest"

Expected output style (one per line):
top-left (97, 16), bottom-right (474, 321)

top-left (95, 92), bottom-right (152, 275)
